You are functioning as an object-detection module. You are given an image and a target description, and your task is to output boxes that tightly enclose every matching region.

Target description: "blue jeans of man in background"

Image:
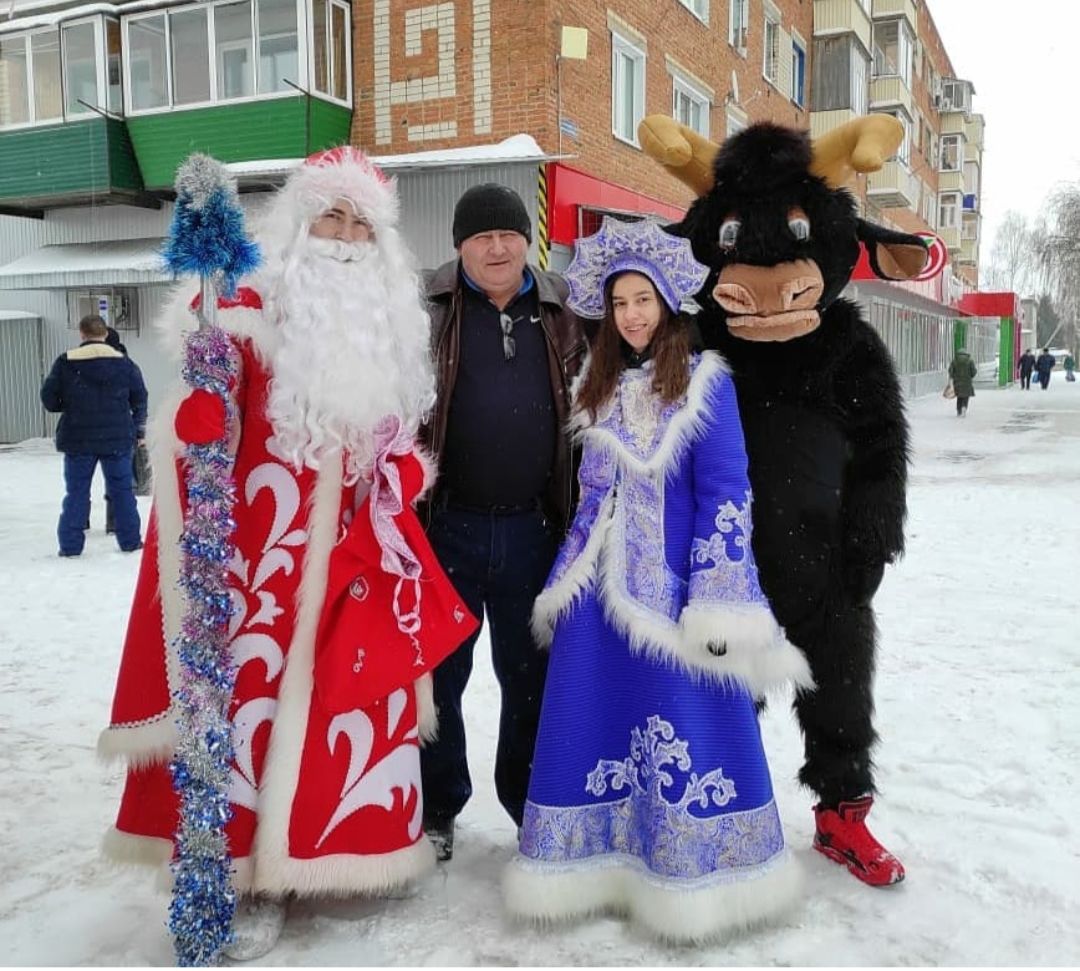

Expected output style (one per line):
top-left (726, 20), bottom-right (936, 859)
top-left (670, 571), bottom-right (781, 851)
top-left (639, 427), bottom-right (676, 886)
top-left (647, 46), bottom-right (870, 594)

top-left (420, 498), bottom-right (559, 831)
top-left (59, 451), bottom-right (142, 555)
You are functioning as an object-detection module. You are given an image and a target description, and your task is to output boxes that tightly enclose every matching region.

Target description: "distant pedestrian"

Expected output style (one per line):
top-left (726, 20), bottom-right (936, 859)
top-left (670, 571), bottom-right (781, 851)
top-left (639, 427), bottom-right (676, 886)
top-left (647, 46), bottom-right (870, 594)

top-left (948, 347), bottom-right (977, 417)
top-left (1035, 348), bottom-right (1056, 390)
top-left (40, 314), bottom-right (147, 556)
top-left (1064, 353), bottom-right (1076, 383)
top-left (1018, 349), bottom-right (1036, 390)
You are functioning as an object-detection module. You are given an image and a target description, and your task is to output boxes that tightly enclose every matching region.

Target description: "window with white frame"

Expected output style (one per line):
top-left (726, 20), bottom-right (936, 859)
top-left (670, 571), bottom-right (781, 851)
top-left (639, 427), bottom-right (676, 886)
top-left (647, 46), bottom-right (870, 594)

top-left (851, 47), bottom-right (869, 116)
top-left (311, 0), bottom-right (349, 101)
top-left (882, 109), bottom-right (911, 164)
top-left (729, 0), bottom-right (748, 51)
top-left (962, 211), bottom-right (978, 241)
top-left (123, 0), bottom-right (343, 114)
top-left (673, 75), bottom-right (709, 137)
top-left (791, 38), bottom-right (806, 106)
top-left (921, 185), bottom-right (935, 228)
top-left (873, 19), bottom-right (913, 86)
top-left (256, 0), bottom-right (298, 93)
top-left (940, 133), bottom-right (962, 171)
top-left (62, 21), bottom-right (98, 116)
top-left (938, 191), bottom-right (961, 230)
top-left (677, 0), bottom-right (708, 24)
top-left (0, 29), bottom-right (64, 127)
top-left (611, 32), bottom-right (645, 145)
top-left (763, 6), bottom-right (781, 86)
top-left (105, 19), bottom-right (122, 113)
top-left (726, 108), bottom-right (746, 138)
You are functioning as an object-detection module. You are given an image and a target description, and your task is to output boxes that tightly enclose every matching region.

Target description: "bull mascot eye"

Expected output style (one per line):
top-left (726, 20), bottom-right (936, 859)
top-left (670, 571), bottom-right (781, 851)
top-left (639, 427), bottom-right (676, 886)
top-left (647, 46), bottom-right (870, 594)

top-left (788, 216), bottom-right (811, 241)
top-left (718, 218), bottom-right (741, 251)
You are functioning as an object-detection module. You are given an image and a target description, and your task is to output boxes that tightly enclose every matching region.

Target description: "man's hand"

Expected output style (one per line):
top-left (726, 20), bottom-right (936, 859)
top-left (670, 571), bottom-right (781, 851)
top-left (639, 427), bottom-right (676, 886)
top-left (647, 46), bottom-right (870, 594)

top-left (174, 389), bottom-right (227, 445)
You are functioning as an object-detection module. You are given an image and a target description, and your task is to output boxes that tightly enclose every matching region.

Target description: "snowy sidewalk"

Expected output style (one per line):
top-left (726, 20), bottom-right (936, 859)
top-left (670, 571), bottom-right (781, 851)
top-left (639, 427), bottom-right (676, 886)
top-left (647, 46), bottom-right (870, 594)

top-left (1, 380), bottom-right (1078, 966)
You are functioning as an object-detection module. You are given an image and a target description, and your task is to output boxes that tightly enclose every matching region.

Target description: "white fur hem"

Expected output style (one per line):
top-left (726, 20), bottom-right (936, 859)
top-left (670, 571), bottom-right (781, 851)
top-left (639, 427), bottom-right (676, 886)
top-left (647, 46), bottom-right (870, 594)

top-left (96, 717), bottom-right (176, 767)
top-left (531, 497), bottom-right (614, 647)
top-left (250, 836), bottom-right (434, 898)
top-left (503, 847), bottom-right (802, 943)
top-left (101, 827), bottom-right (174, 869)
top-left (679, 603), bottom-right (813, 694)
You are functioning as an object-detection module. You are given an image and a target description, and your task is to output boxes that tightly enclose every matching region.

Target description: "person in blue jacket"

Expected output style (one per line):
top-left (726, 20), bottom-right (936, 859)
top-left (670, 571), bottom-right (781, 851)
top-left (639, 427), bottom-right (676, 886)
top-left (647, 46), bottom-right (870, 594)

top-left (40, 314), bottom-right (147, 556)
top-left (504, 218), bottom-right (809, 942)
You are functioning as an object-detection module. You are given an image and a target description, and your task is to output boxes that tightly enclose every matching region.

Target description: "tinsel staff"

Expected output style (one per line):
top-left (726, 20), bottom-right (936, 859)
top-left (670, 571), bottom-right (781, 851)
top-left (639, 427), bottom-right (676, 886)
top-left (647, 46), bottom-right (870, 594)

top-left (161, 153), bottom-right (260, 967)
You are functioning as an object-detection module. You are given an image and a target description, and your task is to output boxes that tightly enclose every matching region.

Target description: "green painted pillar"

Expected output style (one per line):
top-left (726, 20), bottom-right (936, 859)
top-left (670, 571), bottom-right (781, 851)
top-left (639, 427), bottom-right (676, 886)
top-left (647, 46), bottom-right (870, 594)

top-left (998, 317), bottom-right (1015, 387)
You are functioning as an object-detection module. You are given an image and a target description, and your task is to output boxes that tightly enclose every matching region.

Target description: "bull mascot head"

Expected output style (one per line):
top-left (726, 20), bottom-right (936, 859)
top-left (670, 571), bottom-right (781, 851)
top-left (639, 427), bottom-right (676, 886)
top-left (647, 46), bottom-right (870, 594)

top-left (637, 114), bottom-right (930, 343)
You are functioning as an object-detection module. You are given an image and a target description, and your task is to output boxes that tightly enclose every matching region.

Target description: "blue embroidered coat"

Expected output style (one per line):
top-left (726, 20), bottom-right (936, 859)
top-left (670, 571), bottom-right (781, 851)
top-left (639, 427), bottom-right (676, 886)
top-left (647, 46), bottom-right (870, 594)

top-left (532, 350), bottom-right (810, 695)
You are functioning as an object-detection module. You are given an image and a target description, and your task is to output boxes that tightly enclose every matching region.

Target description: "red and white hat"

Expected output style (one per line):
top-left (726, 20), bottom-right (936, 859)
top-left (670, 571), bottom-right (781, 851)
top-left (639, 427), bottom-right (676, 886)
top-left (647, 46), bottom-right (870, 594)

top-left (284, 145), bottom-right (399, 233)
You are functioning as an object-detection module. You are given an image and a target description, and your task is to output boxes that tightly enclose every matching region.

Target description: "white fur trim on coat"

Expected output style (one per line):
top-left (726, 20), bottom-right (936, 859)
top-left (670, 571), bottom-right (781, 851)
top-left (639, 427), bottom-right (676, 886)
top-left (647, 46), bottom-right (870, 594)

top-left (570, 350), bottom-right (730, 481)
top-left (503, 846), bottom-right (803, 944)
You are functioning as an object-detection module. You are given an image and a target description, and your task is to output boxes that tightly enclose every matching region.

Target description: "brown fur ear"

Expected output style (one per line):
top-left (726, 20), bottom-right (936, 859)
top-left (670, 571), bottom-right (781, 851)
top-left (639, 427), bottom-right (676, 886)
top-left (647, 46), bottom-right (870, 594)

top-left (874, 241), bottom-right (929, 281)
top-left (638, 115), bottom-right (718, 196)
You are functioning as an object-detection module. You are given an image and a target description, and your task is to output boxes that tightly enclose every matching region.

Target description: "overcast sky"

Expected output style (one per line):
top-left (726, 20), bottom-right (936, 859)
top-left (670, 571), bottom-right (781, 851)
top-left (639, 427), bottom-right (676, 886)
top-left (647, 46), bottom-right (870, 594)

top-left (927, 0), bottom-right (1079, 271)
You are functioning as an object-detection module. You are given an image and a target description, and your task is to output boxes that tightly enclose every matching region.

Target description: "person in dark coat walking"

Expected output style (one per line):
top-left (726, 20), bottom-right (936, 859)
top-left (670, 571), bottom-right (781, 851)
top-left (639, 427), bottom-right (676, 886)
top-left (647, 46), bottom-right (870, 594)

top-left (949, 347), bottom-right (977, 416)
top-left (1035, 348), bottom-right (1056, 389)
top-left (418, 184), bottom-right (588, 862)
top-left (40, 314), bottom-right (147, 556)
top-left (1018, 349), bottom-right (1036, 390)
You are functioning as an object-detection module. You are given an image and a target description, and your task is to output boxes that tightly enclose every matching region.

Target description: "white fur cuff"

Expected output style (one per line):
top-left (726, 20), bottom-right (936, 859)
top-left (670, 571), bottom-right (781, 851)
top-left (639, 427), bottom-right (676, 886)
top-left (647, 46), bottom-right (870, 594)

top-left (677, 603), bottom-right (813, 695)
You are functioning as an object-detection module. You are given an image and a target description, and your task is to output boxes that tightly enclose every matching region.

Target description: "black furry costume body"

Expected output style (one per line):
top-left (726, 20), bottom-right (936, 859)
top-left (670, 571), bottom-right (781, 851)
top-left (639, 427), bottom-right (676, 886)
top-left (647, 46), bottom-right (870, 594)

top-left (673, 124), bottom-right (927, 807)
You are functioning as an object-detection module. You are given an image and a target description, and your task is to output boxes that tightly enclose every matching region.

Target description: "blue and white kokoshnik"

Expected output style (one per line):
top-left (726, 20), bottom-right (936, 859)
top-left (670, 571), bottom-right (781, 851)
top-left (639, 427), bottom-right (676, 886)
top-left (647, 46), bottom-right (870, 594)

top-left (563, 216), bottom-right (710, 319)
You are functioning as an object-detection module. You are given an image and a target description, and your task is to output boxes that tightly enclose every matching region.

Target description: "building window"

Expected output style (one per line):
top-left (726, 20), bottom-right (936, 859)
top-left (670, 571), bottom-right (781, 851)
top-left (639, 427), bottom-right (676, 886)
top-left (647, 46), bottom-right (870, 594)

top-left (673, 76), bottom-right (710, 137)
top-left (677, 0), bottom-right (708, 24)
top-left (729, 0), bottom-right (748, 51)
top-left (0, 36), bottom-right (31, 125)
top-left (611, 31), bottom-right (645, 146)
top-left (851, 47), bottom-right (868, 115)
top-left (940, 133), bottom-right (962, 171)
top-left (791, 38), bottom-right (806, 106)
top-left (939, 191), bottom-right (961, 229)
top-left (62, 21), bottom-right (98, 116)
top-left (311, 0), bottom-right (349, 101)
top-left (873, 19), bottom-right (913, 87)
top-left (962, 211), bottom-right (978, 241)
top-left (106, 19), bottom-right (123, 114)
top-left (882, 109), bottom-right (912, 164)
top-left (0, 30), bottom-right (65, 127)
top-left (763, 6), bottom-right (781, 86)
top-left (215, 1), bottom-right (254, 100)
top-left (256, 0), bottom-right (298, 93)
top-left (124, 0), bottom-right (344, 114)
top-left (127, 15), bottom-right (168, 110)
top-left (726, 107), bottom-right (746, 138)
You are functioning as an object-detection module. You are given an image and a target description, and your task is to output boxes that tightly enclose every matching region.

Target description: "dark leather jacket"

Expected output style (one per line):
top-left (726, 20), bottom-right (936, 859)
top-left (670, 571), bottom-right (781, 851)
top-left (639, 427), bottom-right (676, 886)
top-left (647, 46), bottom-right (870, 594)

top-left (421, 259), bottom-right (588, 532)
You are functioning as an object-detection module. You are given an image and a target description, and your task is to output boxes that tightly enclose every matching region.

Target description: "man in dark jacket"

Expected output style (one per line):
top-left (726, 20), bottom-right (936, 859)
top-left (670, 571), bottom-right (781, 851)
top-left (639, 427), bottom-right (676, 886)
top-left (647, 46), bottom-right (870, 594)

top-left (419, 183), bottom-right (587, 861)
top-left (1018, 348), bottom-right (1036, 390)
top-left (1035, 348), bottom-right (1056, 389)
top-left (40, 314), bottom-right (148, 556)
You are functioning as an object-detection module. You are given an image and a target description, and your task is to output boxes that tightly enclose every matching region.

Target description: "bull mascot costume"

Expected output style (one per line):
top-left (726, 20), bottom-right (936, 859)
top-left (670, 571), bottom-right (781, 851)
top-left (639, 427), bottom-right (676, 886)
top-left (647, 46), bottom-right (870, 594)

top-left (638, 113), bottom-right (930, 886)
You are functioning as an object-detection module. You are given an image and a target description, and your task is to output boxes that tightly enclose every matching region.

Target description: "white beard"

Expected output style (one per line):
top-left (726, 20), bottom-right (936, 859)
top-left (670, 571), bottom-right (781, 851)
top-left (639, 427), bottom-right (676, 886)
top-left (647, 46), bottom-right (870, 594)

top-left (263, 232), bottom-right (435, 483)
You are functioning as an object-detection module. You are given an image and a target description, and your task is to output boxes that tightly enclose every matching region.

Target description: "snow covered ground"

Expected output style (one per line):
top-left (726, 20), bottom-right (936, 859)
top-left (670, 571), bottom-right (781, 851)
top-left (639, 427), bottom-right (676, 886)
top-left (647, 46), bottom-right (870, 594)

top-left (1, 378), bottom-right (1078, 966)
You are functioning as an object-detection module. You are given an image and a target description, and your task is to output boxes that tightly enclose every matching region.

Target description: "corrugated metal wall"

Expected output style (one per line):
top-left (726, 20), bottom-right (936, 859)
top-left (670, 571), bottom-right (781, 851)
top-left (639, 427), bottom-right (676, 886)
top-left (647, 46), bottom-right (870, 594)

top-left (0, 316), bottom-right (47, 443)
top-left (0, 162), bottom-right (542, 441)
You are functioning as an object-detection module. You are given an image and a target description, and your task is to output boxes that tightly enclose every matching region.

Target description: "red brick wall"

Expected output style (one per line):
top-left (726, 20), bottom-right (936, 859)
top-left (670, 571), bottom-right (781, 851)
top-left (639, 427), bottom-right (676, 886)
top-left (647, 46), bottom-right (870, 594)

top-left (351, 0), bottom-right (811, 210)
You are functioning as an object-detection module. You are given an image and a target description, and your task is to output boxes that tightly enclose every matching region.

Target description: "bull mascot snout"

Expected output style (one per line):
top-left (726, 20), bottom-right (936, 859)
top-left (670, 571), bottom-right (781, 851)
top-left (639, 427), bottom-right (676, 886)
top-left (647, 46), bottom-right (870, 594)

top-left (637, 114), bottom-right (929, 887)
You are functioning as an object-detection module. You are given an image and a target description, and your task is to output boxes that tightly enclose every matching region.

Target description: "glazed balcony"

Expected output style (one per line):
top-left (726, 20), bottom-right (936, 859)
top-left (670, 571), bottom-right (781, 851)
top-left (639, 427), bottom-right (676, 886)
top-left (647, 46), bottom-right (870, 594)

top-left (866, 158), bottom-right (919, 209)
top-left (871, 0), bottom-right (917, 32)
top-left (869, 74), bottom-right (913, 116)
top-left (812, 0), bottom-right (872, 51)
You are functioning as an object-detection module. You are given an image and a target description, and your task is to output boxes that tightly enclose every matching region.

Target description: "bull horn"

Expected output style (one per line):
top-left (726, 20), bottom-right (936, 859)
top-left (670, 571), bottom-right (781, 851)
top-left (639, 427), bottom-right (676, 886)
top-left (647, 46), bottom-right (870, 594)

top-left (638, 114), bottom-right (719, 196)
top-left (810, 114), bottom-right (904, 188)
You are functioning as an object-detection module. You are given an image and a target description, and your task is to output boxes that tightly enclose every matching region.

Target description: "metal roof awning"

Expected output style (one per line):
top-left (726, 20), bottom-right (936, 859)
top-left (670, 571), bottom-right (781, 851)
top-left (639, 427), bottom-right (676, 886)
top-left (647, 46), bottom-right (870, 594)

top-left (0, 238), bottom-right (169, 289)
top-left (0, 309), bottom-right (42, 320)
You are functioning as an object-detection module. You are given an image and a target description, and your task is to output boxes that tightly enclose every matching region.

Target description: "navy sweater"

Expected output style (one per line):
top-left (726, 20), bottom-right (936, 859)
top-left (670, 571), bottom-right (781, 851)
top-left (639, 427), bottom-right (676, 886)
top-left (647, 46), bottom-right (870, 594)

top-left (40, 341), bottom-right (148, 454)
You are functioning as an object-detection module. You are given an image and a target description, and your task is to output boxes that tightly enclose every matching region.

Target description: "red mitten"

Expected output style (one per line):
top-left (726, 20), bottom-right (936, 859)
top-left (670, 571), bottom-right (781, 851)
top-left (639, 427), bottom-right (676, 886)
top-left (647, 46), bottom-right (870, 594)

top-left (174, 389), bottom-right (227, 445)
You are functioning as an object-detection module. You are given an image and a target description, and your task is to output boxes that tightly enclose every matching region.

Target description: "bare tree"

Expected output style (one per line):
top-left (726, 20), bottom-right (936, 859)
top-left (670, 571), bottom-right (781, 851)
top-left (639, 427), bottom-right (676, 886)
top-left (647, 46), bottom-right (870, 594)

top-left (985, 210), bottom-right (1035, 292)
top-left (1038, 185), bottom-right (1080, 352)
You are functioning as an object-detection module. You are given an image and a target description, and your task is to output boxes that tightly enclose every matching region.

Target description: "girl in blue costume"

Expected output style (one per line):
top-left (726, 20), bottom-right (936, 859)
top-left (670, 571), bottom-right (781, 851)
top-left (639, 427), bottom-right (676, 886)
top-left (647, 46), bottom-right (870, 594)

top-left (503, 217), bottom-right (812, 942)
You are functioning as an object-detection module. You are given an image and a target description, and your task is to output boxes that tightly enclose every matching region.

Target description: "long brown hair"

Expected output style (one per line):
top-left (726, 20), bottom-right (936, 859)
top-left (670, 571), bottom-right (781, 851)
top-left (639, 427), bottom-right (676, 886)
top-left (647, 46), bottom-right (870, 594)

top-left (575, 273), bottom-right (692, 423)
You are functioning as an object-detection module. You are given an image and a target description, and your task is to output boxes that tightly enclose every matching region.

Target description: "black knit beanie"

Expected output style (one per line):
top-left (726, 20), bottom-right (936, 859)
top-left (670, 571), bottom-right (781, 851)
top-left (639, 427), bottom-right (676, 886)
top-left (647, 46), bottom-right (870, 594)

top-left (452, 183), bottom-right (532, 247)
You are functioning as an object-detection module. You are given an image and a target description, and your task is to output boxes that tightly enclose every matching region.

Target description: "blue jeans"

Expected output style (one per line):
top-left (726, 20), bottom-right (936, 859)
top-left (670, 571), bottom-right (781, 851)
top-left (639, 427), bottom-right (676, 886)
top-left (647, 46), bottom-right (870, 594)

top-left (59, 451), bottom-right (141, 554)
top-left (420, 501), bottom-right (559, 827)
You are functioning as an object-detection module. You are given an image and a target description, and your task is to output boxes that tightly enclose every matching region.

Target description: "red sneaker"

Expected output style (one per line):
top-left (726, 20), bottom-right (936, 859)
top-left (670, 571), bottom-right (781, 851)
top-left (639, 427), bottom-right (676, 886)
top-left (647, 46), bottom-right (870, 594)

top-left (813, 796), bottom-right (905, 887)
